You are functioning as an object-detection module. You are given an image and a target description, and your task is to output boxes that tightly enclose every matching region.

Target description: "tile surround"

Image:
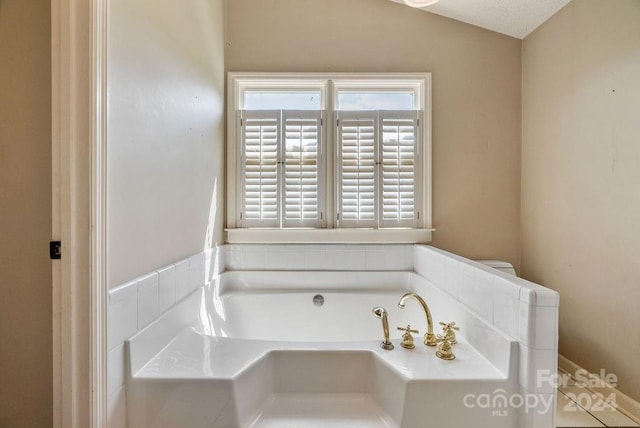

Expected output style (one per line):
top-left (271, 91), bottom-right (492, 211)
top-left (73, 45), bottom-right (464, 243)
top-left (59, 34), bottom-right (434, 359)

top-left (107, 244), bottom-right (640, 428)
top-left (494, 290), bottom-right (520, 340)
top-left (108, 343), bottom-right (126, 396)
top-left (108, 386), bottom-right (127, 428)
top-left (412, 244), bottom-right (560, 427)
top-left (157, 265), bottom-right (176, 313)
top-left (224, 244), bottom-right (413, 271)
top-left (136, 272), bottom-right (159, 330)
top-left (107, 246), bottom-right (224, 427)
top-left (109, 244), bottom-right (413, 426)
top-left (107, 290), bottom-right (137, 351)
top-left (173, 259), bottom-right (190, 302)
top-left (108, 244), bottom-right (560, 428)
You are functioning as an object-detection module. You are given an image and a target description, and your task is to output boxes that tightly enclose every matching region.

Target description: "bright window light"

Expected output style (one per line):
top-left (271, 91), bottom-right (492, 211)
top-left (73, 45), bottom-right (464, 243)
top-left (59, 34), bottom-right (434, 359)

top-left (244, 91), bottom-right (321, 110)
top-left (336, 92), bottom-right (414, 111)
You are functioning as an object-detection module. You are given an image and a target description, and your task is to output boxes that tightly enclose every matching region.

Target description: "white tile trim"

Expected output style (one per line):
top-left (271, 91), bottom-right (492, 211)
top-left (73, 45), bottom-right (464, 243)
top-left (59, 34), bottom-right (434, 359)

top-left (226, 228), bottom-right (433, 243)
top-left (224, 244), bottom-right (414, 271)
top-left (106, 246), bottom-right (225, 427)
top-left (109, 280), bottom-right (137, 304)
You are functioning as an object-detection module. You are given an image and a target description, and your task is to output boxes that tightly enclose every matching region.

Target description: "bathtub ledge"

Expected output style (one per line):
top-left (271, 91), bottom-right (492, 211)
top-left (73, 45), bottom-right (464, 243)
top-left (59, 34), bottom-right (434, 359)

top-left (131, 327), bottom-right (511, 382)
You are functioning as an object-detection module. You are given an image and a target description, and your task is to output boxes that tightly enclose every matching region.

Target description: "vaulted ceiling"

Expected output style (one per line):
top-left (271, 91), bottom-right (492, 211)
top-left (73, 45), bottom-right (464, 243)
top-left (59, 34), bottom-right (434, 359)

top-left (388, 0), bottom-right (572, 39)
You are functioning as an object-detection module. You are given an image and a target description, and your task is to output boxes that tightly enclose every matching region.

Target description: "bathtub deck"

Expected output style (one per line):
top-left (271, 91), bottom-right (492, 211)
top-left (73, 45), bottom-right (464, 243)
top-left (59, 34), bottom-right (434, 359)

top-left (247, 393), bottom-right (398, 428)
top-left (132, 327), bottom-right (510, 381)
top-left (130, 327), bottom-right (515, 427)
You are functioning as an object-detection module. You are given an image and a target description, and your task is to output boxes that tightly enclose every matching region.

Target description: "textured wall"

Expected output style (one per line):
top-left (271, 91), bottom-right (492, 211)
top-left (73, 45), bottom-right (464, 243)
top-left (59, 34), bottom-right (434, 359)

top-left (522, 0), bottom-right (640, 402)
top-left (0, 0), bottom-right (53, 426)
top-left (107, 0), bottom-right (226, 288)
top-left (225, 0), bottom-right (523, 270)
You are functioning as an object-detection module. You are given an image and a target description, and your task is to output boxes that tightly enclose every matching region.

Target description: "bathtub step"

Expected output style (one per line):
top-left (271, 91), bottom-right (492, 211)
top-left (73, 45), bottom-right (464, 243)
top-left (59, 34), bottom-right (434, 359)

top-left (247, 393), bottom-right (398, 428)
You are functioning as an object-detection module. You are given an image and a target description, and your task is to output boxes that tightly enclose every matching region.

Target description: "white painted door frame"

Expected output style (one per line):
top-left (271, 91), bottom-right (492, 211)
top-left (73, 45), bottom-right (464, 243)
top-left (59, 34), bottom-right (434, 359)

top-left (52, 0), bottom-right (108, 426)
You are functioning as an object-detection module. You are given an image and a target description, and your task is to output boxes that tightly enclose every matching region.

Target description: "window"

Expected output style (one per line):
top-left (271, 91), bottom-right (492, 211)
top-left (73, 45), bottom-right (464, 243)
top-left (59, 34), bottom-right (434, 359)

top-left (227, 73), bottom-right (432, 243)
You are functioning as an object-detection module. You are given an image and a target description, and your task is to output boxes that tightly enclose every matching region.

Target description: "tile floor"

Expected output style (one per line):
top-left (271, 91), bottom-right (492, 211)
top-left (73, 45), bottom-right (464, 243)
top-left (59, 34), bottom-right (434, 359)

top-left (555, 369), bottom-right (639, 427)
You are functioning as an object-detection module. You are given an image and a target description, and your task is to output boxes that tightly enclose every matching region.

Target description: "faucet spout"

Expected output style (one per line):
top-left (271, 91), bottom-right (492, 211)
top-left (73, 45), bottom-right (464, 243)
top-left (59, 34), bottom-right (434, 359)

top-left (397, 293), bottom-right (437, 346)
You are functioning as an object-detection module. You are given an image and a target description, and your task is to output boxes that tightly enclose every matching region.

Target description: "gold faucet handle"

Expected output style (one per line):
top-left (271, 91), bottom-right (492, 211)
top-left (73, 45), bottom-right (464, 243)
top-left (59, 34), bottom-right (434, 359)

top-left (436, 333), bottom-right (454, 348)
top-left (397, 325), bottom-right (419, 349)
top-left (397, 325), bottom-right (419, 334)
top-left (435, 334), bottom-right (456, 360)
top-left (439, 321), bottom-right (460, 332)
top-left (439, 321), bottom-right (460, 345)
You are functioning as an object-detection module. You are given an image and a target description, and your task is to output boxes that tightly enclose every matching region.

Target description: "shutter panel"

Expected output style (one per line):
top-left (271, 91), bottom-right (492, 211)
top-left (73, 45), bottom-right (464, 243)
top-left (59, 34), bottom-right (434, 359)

top-left (380, 111), bottom-right (420, 227)
top-left (337, 111), bottom-right (378, 227)
top-left (239, 107), bottom-right (421, 229)
top-left (240, 111), bottom-right (281, 227)
top-left (282, 111), bottom-right (323, 227)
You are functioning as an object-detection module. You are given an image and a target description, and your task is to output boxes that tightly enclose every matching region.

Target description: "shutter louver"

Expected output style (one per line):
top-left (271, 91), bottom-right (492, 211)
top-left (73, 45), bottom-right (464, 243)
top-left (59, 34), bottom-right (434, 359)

top-left (381, 111), bottom-right (419, 227)
top-left (283, 111), bottom-right (323, 227)
top-left (240, 111), bottom-right (280, 227)
top-left (337, 112), bottom-right (378, 227)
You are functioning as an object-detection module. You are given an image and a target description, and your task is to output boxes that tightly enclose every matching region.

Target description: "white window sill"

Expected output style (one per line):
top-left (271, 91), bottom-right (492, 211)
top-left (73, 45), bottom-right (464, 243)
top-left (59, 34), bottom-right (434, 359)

top-left (225, 228), bottom-right (434, 244)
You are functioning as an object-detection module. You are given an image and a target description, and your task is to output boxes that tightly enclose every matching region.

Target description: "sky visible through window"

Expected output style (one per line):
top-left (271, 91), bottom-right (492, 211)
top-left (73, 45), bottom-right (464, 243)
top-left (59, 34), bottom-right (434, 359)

top-left (337, 92), bottom-right (414, 110)
top-left (243, 91), bottom-right (415, 111)
top-left (244, 91), bottom-right (321, 110)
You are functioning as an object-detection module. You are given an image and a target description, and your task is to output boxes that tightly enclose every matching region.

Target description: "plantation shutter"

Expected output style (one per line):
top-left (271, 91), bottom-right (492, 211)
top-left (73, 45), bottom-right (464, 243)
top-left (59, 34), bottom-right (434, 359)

top-left (336, 110), bottom-right (421, 228)
top-left (380, 111), bottom-right (420, 228)
top-left (239, 108), bottom-right (421, 229)
top-left (239, 110), bottom-right (281, 227)
top-left (282, 111), bottom-right (324, 227)
top-left (336, 111), bottom-right (378, 227)
top-left (239, 110), bottom-right (324, 228)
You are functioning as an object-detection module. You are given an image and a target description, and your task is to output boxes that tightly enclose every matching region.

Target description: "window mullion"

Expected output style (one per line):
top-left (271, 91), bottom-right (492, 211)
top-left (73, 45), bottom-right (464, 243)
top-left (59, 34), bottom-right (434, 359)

top-left (326, 79), bottom-right (336, 228)
top-left (320, 110), bottom-right (327, 227)
top-left (277, 109), bottom-right (284, 228)
top-left (415, 110), bottom-right (421, 225)
top-left (237, 110), bottom-right (245, 227)
top-left (334, 111), bottom-right (341, 225)
top-left (375, 111), bottom-right (382, 229)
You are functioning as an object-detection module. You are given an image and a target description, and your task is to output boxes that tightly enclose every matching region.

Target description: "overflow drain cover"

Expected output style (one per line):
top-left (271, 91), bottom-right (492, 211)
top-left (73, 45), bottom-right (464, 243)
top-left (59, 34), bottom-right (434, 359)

top-left (313, 294), bottom-right (324, 306)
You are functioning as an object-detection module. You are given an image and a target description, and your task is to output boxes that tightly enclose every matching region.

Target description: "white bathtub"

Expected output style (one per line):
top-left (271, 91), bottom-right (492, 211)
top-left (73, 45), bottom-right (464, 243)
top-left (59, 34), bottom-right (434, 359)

top-left (127, 270), bottom-right (531, 428)
top-left (206, 271), bottom-right (421, 342)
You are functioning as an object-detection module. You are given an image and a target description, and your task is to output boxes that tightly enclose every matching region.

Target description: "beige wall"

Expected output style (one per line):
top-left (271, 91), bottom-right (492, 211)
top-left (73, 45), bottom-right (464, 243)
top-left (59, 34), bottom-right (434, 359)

top-left (226, 0), bottom-right (523, 269)
top-left (107, 0), bottom-right (226, 288)
top-left (522, 0), bottom-right (640, 402)
top-left (0, 0), bottom-right (53, 426)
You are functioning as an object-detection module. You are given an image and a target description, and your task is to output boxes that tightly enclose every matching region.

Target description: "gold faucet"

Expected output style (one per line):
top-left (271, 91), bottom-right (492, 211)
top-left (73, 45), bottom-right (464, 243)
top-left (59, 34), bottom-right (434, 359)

top-left (397, 293), bottom-right (437, 346)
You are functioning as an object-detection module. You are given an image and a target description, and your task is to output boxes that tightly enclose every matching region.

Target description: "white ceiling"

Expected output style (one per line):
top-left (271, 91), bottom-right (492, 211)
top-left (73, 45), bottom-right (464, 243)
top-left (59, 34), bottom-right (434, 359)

top-left (389, 0), bottom-right (572, 39)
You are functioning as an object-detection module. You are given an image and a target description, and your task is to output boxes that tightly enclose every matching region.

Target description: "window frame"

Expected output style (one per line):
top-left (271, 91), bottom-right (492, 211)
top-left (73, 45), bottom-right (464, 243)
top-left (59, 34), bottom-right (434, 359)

top-left (226, 72), bottom-right (433, 243)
